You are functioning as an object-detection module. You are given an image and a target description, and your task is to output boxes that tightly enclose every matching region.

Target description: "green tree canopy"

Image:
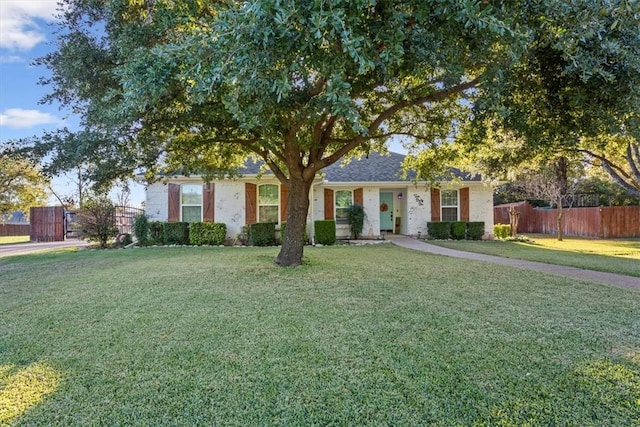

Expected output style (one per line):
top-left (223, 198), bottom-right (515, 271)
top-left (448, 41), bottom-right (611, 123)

top-left (0, 153), bottom-right (50, 222)
top-left (22, 0), bottom-right (640, 265)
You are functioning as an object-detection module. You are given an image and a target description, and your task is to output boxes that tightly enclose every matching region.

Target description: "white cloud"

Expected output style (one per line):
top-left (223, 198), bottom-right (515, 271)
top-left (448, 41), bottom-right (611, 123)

top-left (0, 1), bottom-right (59, 50)
top-left (0, 55), bottom-right (23, 63)
top-left (0, 108), bottom-right (60, 129)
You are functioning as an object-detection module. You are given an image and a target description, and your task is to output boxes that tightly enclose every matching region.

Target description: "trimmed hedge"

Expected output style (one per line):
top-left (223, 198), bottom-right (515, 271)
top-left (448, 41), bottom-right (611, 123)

top-left (163, 222), bottom-right (190, 245)
top-left (189, 222), bottom-right (227, 246)
top-left (427, 221), bottom-right (451, 239)
top-left (249, 222), bottom-right (276, 246)
top-left (132, 214), bottom-right (150, 246)
top-left (451, 221), bottom-right (467, 240)
top-left (314, 220), bottom-right (336, 245)
top-left (149, 221), bottom-right (165, 245)
top-left (466, 222), bottom-right (485, 240)
top-left (494, 223), bottom-right (511, 239)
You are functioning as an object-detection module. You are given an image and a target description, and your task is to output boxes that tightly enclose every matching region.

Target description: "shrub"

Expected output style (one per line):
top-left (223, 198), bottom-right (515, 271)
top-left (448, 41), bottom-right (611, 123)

top-left (451, 221), bottom-right (467, 240)
top-left (249, 222), bottom-right (276, 246)
top-left (75, 196), bottom-right (118, 248)
top-left (427, 221), bottom-right (451, 239)
top-left (494, 223), bottom-right (511, 239)
top-left (149, 221), bottom-right (164, 245)
top-left (163, 222), bottom-right (190, 245)
top-left (132, 213), bottom-right (150, 245)
top-left (314, 220), bottom-right (336, 245)
top-left (345, 204), bottom-right (366, 239)
top-left (189, 222), bottom-right (227, 246)
top-left (466, 222), bottom-right (485, 240)
top-left (116, 233), bottom-right (133, 247)
top-left (279, 222), bottom-right (308, 245)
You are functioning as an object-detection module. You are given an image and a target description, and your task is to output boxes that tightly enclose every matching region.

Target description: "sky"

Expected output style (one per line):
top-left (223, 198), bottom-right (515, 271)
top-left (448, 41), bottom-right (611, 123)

top-left (0, 0), bottom-right (146, 207)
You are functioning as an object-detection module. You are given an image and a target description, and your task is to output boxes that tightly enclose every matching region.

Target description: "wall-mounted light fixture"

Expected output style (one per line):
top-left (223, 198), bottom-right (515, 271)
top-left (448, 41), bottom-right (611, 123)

top-left (397, 193), bottom-right (403, 200)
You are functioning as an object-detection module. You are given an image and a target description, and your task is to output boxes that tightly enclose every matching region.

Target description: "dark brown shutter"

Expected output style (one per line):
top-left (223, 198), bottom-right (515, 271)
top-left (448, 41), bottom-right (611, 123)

top-left (430, 187), bottom-right (441, 222)
top-left (460, 187), bottom-right (470, 221)
top-left (324, 188), bottom-right (334, 220)
top-left (203, 183), bottom-right (215, 222)
top-left (354, 188), bottom-right (363, 206)
top-left (168, 183), bottom-right (180, 222)
top-left (280, 184), bottom-right (289, 224)
top-left (245, 183), bottom-right (257, 225)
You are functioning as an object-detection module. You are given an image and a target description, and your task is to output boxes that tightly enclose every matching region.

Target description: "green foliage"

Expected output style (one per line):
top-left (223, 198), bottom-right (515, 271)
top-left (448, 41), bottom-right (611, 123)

top-left (345, 204), bottom-right (366, 239)
top-left (451, 221), bottom-right (467, 240)
top-left (163, 222), bottom-right (189, 245)
top-left (148, 221), bottom-right (164, 245)
top-left (466, 222), bottom-right (485, 240)
top-left (427, 222), bottom-right (451, 240)
top-left (249, 222), bottom-right (276, 247)
top-left (117, 233), bottom-right (132, 247)
top-left (494, 224), bottom-right (511, 239)
top-left (314, 220), bottom-right (336, 246)
top-left (132, 213), bottom-right (150, 246)
top-left (280, 223), bottom-right (308, 245)
top-left (0, 152), bottom-right (50, 220)
top-left (75, 196), bottom-right (118, 248)
top-left (189, 222), bottom-right (227, 246)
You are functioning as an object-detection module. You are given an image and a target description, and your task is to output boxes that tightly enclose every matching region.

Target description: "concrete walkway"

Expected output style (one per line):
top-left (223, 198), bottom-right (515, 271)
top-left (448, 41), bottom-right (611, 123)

top-left (386, 235), bottom-right (640, 292)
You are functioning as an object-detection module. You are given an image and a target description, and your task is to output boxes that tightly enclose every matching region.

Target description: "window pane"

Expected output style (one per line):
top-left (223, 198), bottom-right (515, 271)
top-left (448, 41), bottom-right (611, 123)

top-left (182, 206), bottom-right (201, 223)
top-left (335, 190), bottom-right (353, 208)
top-left (336, 207), bottom-right (349, 223)
top-left (258, 184), bottom-right (279, 205)
top-left (259, 206), bottom-right (278, 223)
top-left (441, 190), bottom-right (458, 206)
top-left (181, 184), bottom-right (202, 205)
top-left (442, 207), bottom-right (458, 222)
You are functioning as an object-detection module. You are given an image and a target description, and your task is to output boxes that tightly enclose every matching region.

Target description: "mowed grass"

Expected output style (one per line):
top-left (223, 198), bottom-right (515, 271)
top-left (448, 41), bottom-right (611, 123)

top-left (1, 245), bottom-right (639, 426)
top-left (430, 235), bottom-right (640, 277)
top-left (0, 236), bottom-right (29, 245)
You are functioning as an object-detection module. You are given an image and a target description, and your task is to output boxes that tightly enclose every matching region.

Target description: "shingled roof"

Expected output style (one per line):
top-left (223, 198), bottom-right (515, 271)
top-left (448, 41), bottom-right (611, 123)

top-left (240, 151), bottom-right (480, 183)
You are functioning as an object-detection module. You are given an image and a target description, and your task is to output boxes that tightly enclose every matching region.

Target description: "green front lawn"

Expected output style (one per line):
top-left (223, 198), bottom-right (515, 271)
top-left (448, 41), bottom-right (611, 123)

top-left (1, 245), bottom-right (639, 426)
top-left (429, 235), bottom-right (640, 277)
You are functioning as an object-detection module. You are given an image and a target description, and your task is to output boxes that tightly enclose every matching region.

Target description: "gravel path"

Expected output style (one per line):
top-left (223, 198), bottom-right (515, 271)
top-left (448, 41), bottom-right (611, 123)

top-left (386, 235), bottom-right (640, 292)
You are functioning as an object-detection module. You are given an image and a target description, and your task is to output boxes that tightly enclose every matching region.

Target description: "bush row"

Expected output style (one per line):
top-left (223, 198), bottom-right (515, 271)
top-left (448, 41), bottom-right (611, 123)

top-left (426, 221), bottom-right (485, 240)
top-left (133, 215), bottom-right (227, 246)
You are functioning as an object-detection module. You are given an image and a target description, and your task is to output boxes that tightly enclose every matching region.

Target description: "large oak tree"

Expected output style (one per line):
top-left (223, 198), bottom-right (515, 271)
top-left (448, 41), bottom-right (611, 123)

top-left (25, 0), bottom-right (640, 266)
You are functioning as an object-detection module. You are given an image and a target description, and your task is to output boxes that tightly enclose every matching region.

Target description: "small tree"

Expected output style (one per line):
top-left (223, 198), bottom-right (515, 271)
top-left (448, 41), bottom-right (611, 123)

top-left (75, 196), bottom-right (118, 248)
top-left (345, 204), bottom-right (366, 240)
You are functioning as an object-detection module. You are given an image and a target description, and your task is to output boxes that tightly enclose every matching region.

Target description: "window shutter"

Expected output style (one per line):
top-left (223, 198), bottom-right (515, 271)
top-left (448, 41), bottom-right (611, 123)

top-left (324, 189), bottom-right (334, 220)
top-left (354, 188), bottom-right (363, 206)
top-left (168, 183), bottom-right (180, 222)
top-left (203, 183), bottom-right (215, 222)
top-left (460, 187), bottom-right (470, 221)
top-left (430, 188), bottom-right (441, 222)
top-left (280, 184), bottom-right (289, 223)
top-left (245, 183), bottom-right (257, 225)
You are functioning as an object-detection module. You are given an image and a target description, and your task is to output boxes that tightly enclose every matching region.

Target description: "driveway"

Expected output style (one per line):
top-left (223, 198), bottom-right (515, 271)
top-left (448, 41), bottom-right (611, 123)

top-left (0, 239), bottom-right (90, 258)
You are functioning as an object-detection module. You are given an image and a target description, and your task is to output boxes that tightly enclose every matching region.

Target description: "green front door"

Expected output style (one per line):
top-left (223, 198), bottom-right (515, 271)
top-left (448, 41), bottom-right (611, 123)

top-left (380, 192), bottom-right (394, 231)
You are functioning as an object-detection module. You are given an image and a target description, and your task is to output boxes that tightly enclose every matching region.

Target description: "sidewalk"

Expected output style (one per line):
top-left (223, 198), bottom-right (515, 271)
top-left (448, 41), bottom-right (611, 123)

top-left (385, 235), bottom-right (640, 292)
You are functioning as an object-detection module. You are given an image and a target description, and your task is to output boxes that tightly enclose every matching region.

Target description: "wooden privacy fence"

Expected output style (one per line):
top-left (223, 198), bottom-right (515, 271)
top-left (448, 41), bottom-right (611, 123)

top-left (30, 206), bottom-right (65, 242)
top-left (0, 224), bottom-right (30, 236)
top-left (494, 202), bottom-right (640, 238)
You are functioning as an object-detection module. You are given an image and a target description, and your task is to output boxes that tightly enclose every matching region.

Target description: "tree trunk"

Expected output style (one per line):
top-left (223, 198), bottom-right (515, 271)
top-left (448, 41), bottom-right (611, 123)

top-left (275, 176), bottom-right (313, 267)
top-left (556, 206), bottom-right (564, 241)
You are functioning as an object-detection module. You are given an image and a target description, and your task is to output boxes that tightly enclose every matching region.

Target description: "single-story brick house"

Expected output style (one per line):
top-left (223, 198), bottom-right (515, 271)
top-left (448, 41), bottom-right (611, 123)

top-left (144, 152), bottom-right (494, 241)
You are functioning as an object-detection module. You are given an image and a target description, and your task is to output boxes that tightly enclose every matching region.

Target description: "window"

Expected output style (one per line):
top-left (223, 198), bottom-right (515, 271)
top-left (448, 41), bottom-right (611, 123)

top-left (335, 190), bottom-right (353, 223)
top-left (441, 189), bottom-right (458, 221)
top-left (181, 184), bottom-right (202, 222)
top-left (258, 184), bottom-right (279, 223)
